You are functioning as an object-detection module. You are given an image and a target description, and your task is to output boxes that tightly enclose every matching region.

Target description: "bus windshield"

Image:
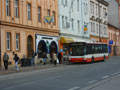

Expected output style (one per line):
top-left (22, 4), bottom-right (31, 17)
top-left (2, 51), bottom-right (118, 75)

top-left (70, 45), bottom-right (85, 56)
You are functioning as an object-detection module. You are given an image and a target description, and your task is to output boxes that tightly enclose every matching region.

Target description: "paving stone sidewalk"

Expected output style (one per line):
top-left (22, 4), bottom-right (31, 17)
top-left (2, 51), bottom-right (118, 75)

top-left (0, 63), bottom-right (65, 75)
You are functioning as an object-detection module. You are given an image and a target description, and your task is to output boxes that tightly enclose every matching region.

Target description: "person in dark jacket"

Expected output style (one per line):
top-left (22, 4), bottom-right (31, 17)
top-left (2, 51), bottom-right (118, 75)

top-left (31, 49), bottom-right (35, 66)
top-left (58, 52), bottom-right (62, 64)
top-left (3, 52), bottom-right (9, 70)
top-left (13, 54), bottom-right (20, 71)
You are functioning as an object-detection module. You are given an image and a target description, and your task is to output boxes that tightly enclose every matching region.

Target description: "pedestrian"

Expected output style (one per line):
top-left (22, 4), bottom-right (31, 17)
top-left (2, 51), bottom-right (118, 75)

top-left (13, 54), bottom-right (20, 71)
top-left (53, 52), bottom-right (57, 66)
top-left (57, 52), bottom-right (62, 64)
top-left (31, 49), bottom-right (35, 66)
top-left (50, 52), bottom-right (53, 64)
top-left (43, 52), bottom-right (47, 65)
top-left (3, 52), bottom-right (9, 70)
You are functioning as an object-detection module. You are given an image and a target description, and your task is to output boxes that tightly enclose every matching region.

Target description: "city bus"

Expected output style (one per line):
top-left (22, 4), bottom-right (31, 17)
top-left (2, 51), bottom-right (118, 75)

top-left (69, 42), bottom-right (109, 63)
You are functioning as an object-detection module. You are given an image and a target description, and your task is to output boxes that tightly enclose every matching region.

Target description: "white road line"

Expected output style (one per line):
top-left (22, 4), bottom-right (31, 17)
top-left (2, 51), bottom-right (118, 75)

top-left (68, 86), bottom-right (80, 90)
top-left (101, 75), bottom-right (110, 79)
top-left (88, 80), bottom-right (97, 84)
top-left (111, 72), bottom-right (120, 76)
top-left (5, 82), bottom-right (35, 90)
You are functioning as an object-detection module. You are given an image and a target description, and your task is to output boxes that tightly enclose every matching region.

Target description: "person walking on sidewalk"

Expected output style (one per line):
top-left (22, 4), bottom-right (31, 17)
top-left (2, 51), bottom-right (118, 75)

top-left (58, 52), bottom-right (62, 64)
top-left (3, 52), bottom-right (9, 70)
top-left (43, 52), bottom-right (47, 65)
top-left (53, 52), bottom-right (57, 66)
top-left (31, 49), bottom-right (35, 66)
top-left (13, 54), bottom-right (20, 71)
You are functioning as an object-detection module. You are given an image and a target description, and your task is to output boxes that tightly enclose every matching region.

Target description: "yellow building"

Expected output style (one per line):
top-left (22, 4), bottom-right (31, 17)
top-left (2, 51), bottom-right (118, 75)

top-left (0, 0), bottom-right (59, 67)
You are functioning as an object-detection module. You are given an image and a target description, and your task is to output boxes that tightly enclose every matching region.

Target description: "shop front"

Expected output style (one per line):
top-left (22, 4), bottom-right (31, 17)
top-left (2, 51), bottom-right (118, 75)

top-left (35, 34), bottom-right (58, 63)
top-left (59, 36), bottom-right (92, 58)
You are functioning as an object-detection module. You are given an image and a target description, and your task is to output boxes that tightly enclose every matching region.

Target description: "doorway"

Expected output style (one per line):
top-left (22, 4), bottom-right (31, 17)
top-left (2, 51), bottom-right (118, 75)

top-left (27, 35), bottom-right (33, 58)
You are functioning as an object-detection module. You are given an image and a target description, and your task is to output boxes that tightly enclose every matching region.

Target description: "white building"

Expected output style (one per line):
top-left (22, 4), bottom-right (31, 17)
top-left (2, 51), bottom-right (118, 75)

top-left (89, 0), bottom-right (109, 43)
top-left (58, 0), bottom-right (91, 52)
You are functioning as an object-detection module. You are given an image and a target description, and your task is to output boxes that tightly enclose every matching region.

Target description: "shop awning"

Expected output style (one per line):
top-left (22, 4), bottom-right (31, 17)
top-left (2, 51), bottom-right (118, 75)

top-left (60, 37), bottom-right (74, 43)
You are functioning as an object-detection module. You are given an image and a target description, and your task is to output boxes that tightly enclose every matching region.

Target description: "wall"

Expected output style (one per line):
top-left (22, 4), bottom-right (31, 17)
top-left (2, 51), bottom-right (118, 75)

top-left (108, 25), bottom-right (120, 56)
top-left (89, 0), bottom-right (108, 43)
top-left (0, 0), bottom-right (59, 67)
top-left (58, 0), bottom-right (90, 38)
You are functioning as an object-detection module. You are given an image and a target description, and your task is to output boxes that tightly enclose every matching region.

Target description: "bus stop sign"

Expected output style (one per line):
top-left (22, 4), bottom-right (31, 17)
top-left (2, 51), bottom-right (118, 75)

top-left (109, 40), bottom-right (113, 45)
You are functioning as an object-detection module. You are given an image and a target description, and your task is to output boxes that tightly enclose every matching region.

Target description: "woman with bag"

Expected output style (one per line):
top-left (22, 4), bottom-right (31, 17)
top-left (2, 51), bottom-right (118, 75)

top-left (53, 52), bottom-right (57, 66)
top-left (43, 52), bottom-right (47, 65)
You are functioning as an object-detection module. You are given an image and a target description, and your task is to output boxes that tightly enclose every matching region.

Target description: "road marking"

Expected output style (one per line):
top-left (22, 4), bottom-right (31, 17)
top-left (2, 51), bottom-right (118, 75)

top-left (5, 82), bottom-right (35, 90)
top-left (88, 80), bottom-right (97, 84)
top-left (68, 86), bottom-right (80, 90)
top-left (101, 75), bottom-right (110, 79)
top-left (111, 72), bottom-right (120, 76)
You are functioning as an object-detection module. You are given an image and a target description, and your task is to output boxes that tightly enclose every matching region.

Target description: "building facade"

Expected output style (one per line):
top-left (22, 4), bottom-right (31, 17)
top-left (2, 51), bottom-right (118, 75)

top-left (105, 0), bottom-right (120, 56)
top-left (89, 0), bottom-right (109, 43)
top-left (0, 0), bottom-right (59, 67)
top-left (58, 0), bottom-right (91, 55)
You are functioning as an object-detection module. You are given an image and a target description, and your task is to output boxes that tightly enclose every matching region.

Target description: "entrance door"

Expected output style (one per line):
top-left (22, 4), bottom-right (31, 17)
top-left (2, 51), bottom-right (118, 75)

top-left (27, 35), bottom-right (33, 58)
top-left (37, 40), bottom-right (47, 58)
top-left (49, 41), bottom-right (58, 53)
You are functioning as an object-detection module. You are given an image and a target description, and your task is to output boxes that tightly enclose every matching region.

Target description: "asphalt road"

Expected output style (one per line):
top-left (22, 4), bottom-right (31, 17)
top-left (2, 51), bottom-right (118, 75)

top-left (0, 56), bottom-right (120, 90)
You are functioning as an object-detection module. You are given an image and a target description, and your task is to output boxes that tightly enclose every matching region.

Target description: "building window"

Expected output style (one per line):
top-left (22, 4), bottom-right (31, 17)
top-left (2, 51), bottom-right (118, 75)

top-left (96, 4), bottom-right (98, 16)
top-left (38, 7), bottom-right (41, 22)
top-left (91, 22), bottom-right (92, 32)
top-left (103, 8), bottom-right (106, 19)
top-left (77, 0), bottom-right (79, 11)
top-left (93, 3), bottom-right (94, 14)
top-left (84, 3), bottom-right (86, 14)
top-left (90, 2), bottom-right (92, 14)
top-left (62, 16), bottom-right (64, 28)
top-left (53, 11), bottom-right (56, 25)
top-left (65, 17), bottom-right (67, 28)
top-left (99, 6), bottom-right (102, 17)
top-left (6, 0), bottom-right (10, 16)
top-left (16, 34), bottom-right (20, 50)
top-left (93, 23), bottom-right (95, 32)
top-left (48, 9), bottom-right (50, 16)
top-left (96, 24), bottom-right (99, 34)
top-left (6, 32), bottom-right (11, 50)
top-left (27, 3), bottom-right (31, 20)
top-left (90, 2), bottom-right (94, 14)
top-left (104, 26), bottom-right (107, 35)
top-left (78, 20), bottom-right (80, 33)
top-left (15, 0), bottom-right (19, 17)
top-left (111, 33), bottom-right (112, 40)
top-left (86, 4), bottom-right (88, 14)
top-left (71, 19), bottom-right (74, 30)
top-left (65, 0), bottom-right (67, 6)
top-left (100, 25), bottom-right (102, 34)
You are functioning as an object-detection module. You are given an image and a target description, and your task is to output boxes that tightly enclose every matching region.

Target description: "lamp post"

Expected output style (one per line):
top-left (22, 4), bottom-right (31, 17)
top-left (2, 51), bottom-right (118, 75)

top-left (98, 0), bottom-right (101, 42)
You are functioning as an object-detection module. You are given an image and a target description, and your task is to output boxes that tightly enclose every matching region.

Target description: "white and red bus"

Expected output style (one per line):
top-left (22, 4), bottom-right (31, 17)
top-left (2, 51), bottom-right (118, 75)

top-left (69, 42), bottom-right (109, 63)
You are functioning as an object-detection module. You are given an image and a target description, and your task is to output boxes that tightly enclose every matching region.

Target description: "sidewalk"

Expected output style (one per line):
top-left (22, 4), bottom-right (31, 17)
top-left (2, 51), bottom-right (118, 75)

top-left (0, 63), bottom-right (65, 75)
top-left (81, 74), bottom-right (120, 90)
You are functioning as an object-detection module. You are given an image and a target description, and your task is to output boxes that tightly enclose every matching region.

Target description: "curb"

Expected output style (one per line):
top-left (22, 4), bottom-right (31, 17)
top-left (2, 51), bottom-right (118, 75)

top-left (0, 64), bottom-right (69, 81)
top-left (80, 74), bottom-right (120, 90)
top-left (0, 64), bottom-right (65, 76)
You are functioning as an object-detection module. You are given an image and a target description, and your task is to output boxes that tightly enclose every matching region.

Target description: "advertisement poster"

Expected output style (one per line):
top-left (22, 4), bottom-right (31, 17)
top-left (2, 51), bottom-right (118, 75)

top-left (36, 34), bottom-right (58, 53)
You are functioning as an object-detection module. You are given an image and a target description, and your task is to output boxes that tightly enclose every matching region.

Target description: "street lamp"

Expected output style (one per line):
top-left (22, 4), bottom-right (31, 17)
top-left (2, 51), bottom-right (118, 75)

top-left (98, 0), bottom-right (101, 42)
